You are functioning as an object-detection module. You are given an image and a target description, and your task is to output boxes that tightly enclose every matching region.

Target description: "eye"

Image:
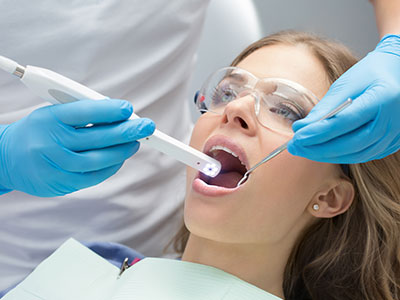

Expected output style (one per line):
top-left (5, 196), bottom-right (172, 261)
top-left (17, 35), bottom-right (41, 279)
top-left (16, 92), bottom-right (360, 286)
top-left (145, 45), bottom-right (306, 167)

top-left (269, 102), bottom-right (304, 122)
top-left (212, 85), bottom-right (238, 105)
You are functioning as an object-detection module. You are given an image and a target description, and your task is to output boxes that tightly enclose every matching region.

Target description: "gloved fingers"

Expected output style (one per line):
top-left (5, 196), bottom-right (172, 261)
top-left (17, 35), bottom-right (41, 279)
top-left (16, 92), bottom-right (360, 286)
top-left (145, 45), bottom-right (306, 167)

top-left (290, 90), bottom-right (379, 148)
top-left (292, 64), bottom-right (370, 132)
top-left (378, 146), bottom-right (400, 160)
top-left (49, 99), bottom-right (133, 127)
top-left (375, 34), bottom-right (400, 54)
top-left (327, 138), bottom-right (394, 164)
top-left (376, 134), bottom-right (400, 159)
top-left (288, 116), bottom-right (386, 162)
top-left (46, 141), bottom-right (140, 172)
top-left (62, 118), bottom-right (155, 151)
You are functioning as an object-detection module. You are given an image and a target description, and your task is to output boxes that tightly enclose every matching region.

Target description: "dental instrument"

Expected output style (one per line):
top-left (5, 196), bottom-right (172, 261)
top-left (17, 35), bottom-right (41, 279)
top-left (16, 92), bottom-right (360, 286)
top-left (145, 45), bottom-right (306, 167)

top-left (236, 98), bottom-right (353, 187)
top-left (0, 55), bottom-right (221, 177)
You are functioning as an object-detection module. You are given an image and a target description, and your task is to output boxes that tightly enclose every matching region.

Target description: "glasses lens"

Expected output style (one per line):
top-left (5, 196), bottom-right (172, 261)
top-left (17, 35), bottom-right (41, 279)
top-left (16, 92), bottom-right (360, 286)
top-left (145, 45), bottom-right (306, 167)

top-left (255, 79), bottom-right (317, 135)
top-left (196, 68), bottom-right (256, 114)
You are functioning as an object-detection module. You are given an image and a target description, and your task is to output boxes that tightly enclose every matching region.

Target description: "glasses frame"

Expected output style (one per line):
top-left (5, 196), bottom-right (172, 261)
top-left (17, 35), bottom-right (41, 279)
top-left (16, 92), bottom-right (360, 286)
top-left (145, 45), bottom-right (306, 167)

top-left (194, 66), bottom-right (320, 136)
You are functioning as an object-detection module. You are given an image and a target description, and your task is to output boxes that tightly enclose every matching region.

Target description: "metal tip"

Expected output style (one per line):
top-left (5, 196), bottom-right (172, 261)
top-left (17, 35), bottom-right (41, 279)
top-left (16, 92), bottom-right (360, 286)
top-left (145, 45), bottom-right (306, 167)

top-left (0, 55), bottom-right (25, 78)
top-left (236, 173), bottom-right (248, 188)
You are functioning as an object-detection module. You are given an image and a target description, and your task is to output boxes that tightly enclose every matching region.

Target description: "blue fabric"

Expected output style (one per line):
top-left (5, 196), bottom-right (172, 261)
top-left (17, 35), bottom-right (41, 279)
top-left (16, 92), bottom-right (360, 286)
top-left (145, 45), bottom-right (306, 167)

top-left (0, 241), bottom-right (144, 298)
top-left (83, 241), bottom-right (145, 268)
top-left (0, 286), bottom-right (12, 298)
top-left (0, 188), bottom-right (11, 196)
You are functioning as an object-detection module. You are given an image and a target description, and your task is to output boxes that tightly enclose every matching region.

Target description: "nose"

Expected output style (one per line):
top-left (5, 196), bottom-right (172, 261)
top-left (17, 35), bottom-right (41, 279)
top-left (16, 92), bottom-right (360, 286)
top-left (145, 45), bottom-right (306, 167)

top-left (220, 94), bottom-right (258, 136)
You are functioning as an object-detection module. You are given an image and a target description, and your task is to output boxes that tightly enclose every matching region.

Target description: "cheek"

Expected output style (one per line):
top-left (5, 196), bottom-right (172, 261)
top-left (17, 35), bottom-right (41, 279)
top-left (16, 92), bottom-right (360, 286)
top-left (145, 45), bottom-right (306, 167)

top-left (188, 114), bottom-right (215, 150)
top-left (253, 151), bottom-right (329, 210)
top-left (252, 130), bottom-right (328, 204)
top-left (241, 151), bottom-right (331, 242)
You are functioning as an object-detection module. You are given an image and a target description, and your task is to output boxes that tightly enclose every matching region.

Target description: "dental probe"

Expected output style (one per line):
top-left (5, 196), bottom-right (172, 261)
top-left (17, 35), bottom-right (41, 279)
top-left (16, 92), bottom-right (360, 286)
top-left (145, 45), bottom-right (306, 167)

top-left (0, 55), bottom-right (221, 177)
top-left (236, 98), bottom-right (353, 187)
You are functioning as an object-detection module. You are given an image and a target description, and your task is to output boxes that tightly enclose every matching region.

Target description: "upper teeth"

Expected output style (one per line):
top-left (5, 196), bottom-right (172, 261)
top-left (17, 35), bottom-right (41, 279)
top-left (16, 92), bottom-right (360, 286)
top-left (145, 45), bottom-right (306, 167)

top-left (210, 145), bottom-right (238, 158)
top-left (209, 145), bottom-right (246, 167)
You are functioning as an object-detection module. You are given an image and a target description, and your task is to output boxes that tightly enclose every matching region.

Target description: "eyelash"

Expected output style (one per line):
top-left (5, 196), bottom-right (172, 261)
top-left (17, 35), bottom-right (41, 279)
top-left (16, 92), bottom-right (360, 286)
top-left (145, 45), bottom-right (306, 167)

top-left (212, 86), bottom-right (238, 104)
top-left (268, 102), bottom-right (304, 121)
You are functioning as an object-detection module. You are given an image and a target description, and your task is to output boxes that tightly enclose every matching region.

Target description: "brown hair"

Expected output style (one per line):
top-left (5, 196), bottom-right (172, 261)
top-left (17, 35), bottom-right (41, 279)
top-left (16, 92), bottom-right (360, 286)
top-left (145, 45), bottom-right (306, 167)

top-left (169, 31), bottom-right (400, 300)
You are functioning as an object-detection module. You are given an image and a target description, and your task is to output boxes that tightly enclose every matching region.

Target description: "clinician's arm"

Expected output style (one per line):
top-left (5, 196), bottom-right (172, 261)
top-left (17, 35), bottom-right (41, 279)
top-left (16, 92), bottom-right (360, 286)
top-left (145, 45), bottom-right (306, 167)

top-left (0, 99), bottom-right (155, 197)
top-left (371, 0), bottom-right (400, 37)
top-left (287, 0), bottom-right (400, 163)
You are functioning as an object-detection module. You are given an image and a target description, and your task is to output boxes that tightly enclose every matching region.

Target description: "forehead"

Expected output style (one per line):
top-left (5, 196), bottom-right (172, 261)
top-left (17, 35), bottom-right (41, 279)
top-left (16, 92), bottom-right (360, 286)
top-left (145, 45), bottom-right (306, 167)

top-left (235, 44), bottom-right (330, 100)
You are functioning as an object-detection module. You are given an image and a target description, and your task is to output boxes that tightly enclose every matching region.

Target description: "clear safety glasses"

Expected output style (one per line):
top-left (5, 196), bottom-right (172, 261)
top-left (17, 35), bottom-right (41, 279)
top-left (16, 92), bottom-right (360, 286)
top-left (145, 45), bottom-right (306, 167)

top-left (195, 67), bottom-right (319, 136)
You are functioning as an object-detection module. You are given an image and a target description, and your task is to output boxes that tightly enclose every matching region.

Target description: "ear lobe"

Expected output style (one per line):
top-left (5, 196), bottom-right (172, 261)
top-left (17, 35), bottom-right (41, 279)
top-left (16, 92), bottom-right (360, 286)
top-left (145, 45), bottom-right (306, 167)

top-left (310, 180), bottom-right (355, 218)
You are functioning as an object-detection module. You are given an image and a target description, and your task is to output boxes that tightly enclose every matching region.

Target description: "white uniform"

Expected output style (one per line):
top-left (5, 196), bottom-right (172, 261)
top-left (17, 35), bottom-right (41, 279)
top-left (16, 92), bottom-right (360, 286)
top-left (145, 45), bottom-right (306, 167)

top-left (0, 0), bottom-right (209, 290)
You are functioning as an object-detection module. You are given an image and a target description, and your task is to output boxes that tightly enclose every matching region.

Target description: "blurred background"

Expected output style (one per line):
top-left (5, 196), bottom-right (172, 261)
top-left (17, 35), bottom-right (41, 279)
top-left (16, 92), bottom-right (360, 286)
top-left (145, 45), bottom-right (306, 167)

top-left (254, 0), bottom-right (379, 57)
top-left (189, 0), bottom-right (379, 121)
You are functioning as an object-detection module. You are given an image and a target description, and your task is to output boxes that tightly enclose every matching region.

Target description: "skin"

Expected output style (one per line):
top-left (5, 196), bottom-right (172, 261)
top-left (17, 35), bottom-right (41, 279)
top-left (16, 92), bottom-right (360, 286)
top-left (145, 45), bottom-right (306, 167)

top-left (181, 44), bottom-right (355, 298)
top-left (370, 0), bottom-right (400, 37)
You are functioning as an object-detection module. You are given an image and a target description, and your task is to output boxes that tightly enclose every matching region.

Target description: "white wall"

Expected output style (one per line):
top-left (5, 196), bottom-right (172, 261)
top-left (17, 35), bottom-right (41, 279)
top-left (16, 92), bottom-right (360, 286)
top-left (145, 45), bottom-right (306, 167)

top-left (253, 0), bottom-right (379, 56)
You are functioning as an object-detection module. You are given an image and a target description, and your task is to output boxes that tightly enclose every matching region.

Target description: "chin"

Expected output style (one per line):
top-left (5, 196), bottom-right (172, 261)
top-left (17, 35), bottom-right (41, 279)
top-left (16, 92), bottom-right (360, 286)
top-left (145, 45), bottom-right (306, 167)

top-left (184, 193), bottom-right (253, 244)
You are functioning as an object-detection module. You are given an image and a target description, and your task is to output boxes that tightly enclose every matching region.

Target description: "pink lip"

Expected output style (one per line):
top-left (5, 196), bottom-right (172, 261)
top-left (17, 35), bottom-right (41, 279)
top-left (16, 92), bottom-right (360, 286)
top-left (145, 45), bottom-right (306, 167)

top-left (191, 135), bottom-right (249, 197)
top-left (202, 135), bottom-right (250, 169)
top-left (192, 178), bottom-right (240, 197)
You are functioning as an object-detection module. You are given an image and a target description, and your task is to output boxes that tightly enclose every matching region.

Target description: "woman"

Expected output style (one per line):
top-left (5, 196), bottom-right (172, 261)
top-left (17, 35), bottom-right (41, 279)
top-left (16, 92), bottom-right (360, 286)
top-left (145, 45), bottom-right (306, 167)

top-left (174, 31), bottom-right (400, 300)
top-left (4, 31), bottom-right (400, 300)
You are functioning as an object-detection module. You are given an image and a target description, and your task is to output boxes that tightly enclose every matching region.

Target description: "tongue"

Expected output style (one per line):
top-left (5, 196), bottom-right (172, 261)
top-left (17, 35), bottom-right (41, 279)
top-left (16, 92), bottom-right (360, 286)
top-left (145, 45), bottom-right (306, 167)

top-left (206, 151), bottom-right (246, 188)
top-left (207, 171), bottom-right (243, 188)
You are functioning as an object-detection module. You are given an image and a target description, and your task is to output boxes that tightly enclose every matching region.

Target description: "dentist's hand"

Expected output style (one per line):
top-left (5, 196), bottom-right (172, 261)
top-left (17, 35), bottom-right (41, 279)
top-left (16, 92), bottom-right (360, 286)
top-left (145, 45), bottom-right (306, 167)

top-left (288, 35), bottom-right (400, 164)
top-left (0, 99), bottom-right (155, 197)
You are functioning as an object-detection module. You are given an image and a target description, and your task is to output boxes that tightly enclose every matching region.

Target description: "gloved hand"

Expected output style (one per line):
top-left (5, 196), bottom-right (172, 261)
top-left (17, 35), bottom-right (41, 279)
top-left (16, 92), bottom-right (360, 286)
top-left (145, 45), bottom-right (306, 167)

top-left (0, 99), bottom-right (155, 197)
top-left (288, 35), bottom-right (400, 164)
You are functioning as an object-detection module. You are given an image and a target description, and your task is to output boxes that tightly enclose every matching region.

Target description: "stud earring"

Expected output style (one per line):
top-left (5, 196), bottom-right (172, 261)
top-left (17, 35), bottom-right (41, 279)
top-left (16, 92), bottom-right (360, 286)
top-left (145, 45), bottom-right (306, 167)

top-left (313, 204), bottom-right (320, 211)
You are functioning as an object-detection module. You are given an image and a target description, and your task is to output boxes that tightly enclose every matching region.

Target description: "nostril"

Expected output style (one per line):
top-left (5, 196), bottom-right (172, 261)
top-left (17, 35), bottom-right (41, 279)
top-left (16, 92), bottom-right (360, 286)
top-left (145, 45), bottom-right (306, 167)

top-left (235, 117), bottom-right (248, 129)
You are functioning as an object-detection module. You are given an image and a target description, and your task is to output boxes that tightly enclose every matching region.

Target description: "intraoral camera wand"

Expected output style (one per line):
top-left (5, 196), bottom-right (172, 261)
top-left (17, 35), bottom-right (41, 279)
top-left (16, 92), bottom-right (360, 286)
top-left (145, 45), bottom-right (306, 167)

top-left (236, 98), bottom-right (353, 187)
top-left (0, 55), bottom-right (221, 177)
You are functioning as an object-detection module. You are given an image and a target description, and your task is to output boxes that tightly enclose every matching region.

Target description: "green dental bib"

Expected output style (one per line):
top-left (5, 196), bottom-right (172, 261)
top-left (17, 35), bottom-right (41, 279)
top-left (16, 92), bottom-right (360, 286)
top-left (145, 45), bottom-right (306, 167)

top-left (3, 239), bottom-right (282, 300)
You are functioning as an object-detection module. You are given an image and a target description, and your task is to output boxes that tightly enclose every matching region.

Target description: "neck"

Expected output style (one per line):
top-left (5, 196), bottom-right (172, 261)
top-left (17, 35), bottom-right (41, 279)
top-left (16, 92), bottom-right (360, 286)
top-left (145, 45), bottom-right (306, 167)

top-left (182, 235), bottom-right (291, 298)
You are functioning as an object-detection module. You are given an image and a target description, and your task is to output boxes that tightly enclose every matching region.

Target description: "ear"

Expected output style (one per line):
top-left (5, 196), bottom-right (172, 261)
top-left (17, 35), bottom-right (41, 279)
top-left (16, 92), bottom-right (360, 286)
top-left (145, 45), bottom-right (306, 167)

top-left (308, 179), bottom-right (355, 218)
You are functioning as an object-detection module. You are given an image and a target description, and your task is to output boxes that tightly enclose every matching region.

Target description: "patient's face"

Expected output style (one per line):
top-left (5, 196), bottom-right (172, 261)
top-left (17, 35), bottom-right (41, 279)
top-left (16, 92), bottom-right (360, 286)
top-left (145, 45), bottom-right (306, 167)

top-left (184, 44), bottom-right (339, 245)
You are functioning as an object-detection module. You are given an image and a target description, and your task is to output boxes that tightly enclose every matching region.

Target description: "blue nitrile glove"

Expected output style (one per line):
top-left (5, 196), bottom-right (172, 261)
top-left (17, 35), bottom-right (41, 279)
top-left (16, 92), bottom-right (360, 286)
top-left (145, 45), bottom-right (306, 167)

top-left (288, 35), bottom-right (400, 163)
top-left (0, 99), bottom-right (155, 197)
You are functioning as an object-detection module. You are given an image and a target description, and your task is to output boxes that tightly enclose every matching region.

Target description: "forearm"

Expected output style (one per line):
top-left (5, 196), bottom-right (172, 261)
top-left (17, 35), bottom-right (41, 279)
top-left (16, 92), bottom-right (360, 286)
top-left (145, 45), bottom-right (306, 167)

top-left (370, 0), bottom-right (400, 37)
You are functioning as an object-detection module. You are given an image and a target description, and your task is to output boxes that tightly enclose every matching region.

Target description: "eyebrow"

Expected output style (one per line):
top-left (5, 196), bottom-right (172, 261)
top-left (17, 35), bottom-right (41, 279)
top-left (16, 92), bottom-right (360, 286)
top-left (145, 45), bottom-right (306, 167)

top-left (272, 91), bottom-right (307, 117)
top-left (223, 72), bottom-right (248, 84)
top-left (223, 71), bottom-right (316, 117)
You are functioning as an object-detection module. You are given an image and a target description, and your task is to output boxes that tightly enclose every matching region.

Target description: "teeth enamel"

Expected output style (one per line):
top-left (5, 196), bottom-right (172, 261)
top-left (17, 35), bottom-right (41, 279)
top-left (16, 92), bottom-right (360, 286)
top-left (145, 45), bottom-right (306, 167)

top-left (209, 145), bottom-right (246, 167)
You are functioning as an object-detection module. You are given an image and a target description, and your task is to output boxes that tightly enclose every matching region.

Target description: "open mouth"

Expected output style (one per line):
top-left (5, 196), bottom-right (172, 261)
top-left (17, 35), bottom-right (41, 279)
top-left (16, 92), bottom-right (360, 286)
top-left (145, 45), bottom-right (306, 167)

top-left (200, 146), bottom-right (248, 188)
top-left (198, 135), bottom-right (250, 190)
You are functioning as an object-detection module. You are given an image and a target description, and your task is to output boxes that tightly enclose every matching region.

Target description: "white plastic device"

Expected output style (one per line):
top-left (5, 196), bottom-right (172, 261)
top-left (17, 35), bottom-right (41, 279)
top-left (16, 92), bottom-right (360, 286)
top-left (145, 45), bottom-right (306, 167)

top-left (0, 55), bottom-right (221, 177)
